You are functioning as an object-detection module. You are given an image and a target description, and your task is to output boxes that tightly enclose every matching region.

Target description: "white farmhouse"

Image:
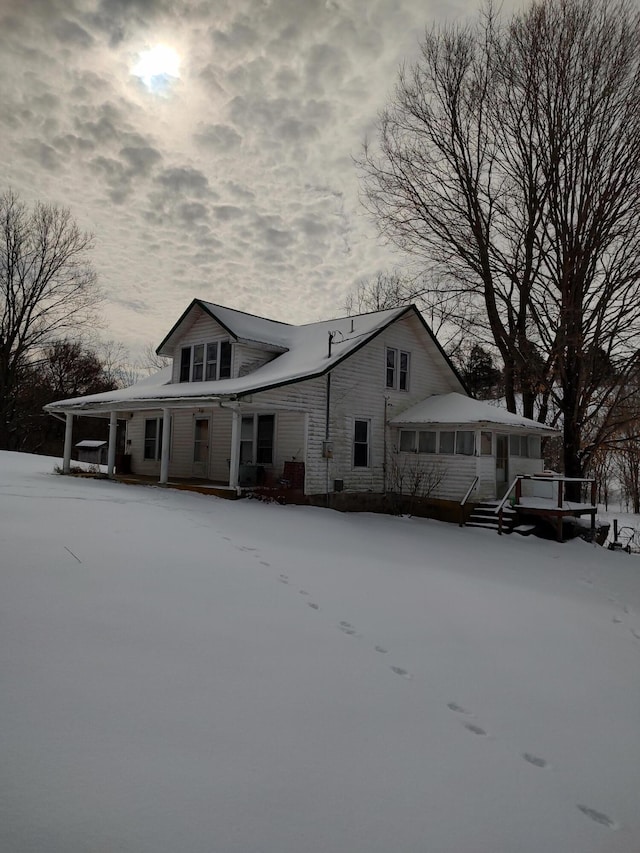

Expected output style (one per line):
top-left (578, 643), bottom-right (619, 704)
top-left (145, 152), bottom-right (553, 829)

top-left (45, 300), bottom-right (556, 505)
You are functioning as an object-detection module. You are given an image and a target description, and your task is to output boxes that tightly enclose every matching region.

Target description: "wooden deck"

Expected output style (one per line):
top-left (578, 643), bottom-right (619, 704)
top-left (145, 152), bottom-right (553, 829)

top-left (500, 476), bottom-right (597, 542)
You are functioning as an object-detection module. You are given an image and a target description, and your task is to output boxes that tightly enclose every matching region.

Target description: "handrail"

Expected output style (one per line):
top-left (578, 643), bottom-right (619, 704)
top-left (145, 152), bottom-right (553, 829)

top-left (494, 476), bottom-right (520, 535)
top-left (460, 476), bottom-right (479, 507)
top-left (459, 475), bottom-right (479, 527)
top-left (494, 477), bottom-right (520, 515)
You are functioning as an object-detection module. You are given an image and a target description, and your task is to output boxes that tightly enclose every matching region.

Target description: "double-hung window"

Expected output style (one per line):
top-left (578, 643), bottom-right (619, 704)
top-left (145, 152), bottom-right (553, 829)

top-left (353, 419), bottom-right (370, 467)
top-left (192, 345), bottom-right (204, 381)
top-left (180, 340), bottom-right (232, 382)
top-left (144, 417), bottom-right (163, 461)
top-left (240, 414), bottom-right (275, 465)
top-left (386, 347), bottom-right (410, 390)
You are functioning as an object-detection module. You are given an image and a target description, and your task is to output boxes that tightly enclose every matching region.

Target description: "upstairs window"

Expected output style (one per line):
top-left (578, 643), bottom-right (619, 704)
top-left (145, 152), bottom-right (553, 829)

top-left (205, 343), bottom-right (218, 380)
top-left (399, 351), bottom-right (410, 390)
top-left (386, 347), bottom-right (410, 390)
top-left (180, 341), bottom-right (232, 382)
top-left (180, 348), bottom-right (191, 382)
top-left (192, 344), bottom-right (204, 381)
top-left (220, 341), bottom-right (232, 378)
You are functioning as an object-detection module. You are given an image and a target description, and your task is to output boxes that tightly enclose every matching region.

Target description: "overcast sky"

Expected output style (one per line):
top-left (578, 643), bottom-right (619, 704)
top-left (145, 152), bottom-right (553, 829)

top-left (1, 0), bottom-right (482, 356)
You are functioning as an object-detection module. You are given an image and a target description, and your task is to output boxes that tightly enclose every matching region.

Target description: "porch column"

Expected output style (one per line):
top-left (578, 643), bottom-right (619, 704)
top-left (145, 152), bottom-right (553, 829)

top-left (107, 411), bottom-right (117, 478)
top-left (229, 407), bottom-right (240, 491)
top-left (63, 412), bottom-right (74, 474)
top-left (160, 407), bottom-right (171, 484)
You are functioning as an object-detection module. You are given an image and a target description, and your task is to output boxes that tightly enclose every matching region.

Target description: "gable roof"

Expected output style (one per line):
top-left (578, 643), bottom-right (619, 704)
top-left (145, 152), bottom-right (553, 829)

top-left (390, 392), bottom-right (558, 434)
top-left (45, 303), bottom-right (467, 413)
top-left (156, 299), bottom-right (293, 354)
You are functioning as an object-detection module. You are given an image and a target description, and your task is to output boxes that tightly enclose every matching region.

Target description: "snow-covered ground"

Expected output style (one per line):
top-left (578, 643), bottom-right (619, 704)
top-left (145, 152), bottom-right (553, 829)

top-left (2, 450), bottom-right (640, 853)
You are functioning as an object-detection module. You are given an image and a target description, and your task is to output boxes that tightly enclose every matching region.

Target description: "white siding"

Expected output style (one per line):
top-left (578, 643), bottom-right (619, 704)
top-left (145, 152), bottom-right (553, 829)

top-left (509, 457), bottom-right (545, 479)
top-left (235, 345), bottom-right (278, 377)
top-left (317, 313), bottom-right (462, 495)
top-left (167, 306), bottom-right (282, 383)
top-left (169, 311), bottom-right (231, 383)
top-left (477, 455), bottom-right (496, 500)
top-left (127, 311), bottom-right (469, 496)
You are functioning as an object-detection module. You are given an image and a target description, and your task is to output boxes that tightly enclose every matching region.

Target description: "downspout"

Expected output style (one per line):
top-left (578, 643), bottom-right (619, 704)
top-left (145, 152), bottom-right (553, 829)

top-left (383, 396), bottom-right (389, 494)
top-left (325, 331), bottom-right (334, 507)
top-left (325, 372), bottom-right (331, 506)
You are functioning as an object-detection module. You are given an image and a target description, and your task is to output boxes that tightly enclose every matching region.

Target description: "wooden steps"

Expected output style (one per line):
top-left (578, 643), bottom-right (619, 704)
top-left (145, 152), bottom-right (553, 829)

top-left (466, 502), bottom-right (517, 534)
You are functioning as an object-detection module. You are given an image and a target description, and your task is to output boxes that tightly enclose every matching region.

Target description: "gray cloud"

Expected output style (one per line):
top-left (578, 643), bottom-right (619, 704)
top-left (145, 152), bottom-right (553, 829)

top-left (120, 145), bottom-right (163, 177)
top-left (22, 140), bottom-right (63, 172)
top-left (213, 205), bottom-right (244, 222)
top-left (178, 202), bottom-right (209, 223)
top-left (156, 166), bottom-right (210, 196)
top-left (194, 123), bottom-right (242, 151)
top-left (54, 18), bottom-right (95, 48)
top-left (0, 0), bottom-right (467, 354)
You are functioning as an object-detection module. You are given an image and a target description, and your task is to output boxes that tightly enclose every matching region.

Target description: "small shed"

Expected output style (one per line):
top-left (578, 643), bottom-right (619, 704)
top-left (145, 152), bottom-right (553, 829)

top-left (75, 439), bottom-right (108, 465)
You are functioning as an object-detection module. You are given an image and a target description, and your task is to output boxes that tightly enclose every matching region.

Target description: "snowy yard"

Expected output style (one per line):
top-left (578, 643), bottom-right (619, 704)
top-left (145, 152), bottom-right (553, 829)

top-left (1, 450), bottom-right (640, 853)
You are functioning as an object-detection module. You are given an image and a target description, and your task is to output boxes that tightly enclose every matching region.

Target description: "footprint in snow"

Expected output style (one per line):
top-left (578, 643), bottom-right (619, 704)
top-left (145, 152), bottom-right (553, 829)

top-left (308, 602), bottom-right (320, 610)
top-left (522, 752), bottom-right (548, 768)
top-left (259, 561), bottom-right (270, 567)
top-left (464, 723), bottom-right (487, 736)
top-left (612, 616), bottom-right (622, 624)
top-left (374, 645), bottom-right (388, 654)
top-left (390, 666), bottom-right (412, 678)
top-left (299, 590), bottom-right (309, 596)
top-left (278, 575), bottom-right (289, 584)
top-left (447, 702), bottom-right (471, 715)
top-left (577, 805), bottom-right (617, 829)
top-left (339, 621), bottom-right (357, 636)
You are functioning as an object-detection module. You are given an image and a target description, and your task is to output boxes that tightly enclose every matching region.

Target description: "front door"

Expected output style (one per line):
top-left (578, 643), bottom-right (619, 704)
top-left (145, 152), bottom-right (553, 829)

top-left (496, 434), bottom-right (509, 498)
top-left (192, 416), bottom-right (210, 479)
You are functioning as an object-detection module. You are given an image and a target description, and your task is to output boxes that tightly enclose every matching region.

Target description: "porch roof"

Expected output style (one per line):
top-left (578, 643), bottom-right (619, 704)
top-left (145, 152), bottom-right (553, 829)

top-left (390, 393), bottom-right (558, 434)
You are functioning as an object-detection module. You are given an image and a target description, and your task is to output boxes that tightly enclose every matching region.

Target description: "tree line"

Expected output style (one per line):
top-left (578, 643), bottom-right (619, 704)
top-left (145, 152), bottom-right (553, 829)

top-left (0, 190), bottom-right (162, 456)
top-left (358, 0), bottom-right (640, 491)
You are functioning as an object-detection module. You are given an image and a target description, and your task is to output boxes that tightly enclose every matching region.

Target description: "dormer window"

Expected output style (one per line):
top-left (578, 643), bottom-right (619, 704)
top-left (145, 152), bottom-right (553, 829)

top-left (180, 341), bottom-right (233, 382)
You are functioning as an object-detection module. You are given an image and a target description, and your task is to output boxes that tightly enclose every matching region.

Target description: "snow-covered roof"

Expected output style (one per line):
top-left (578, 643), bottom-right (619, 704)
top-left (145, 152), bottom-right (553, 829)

top-left (75, 440), bottom-right (107, 448)
top-left (157, 300), bottom-right (293, 354)
top-left (390, 393), bottom-right (558, 434)
top-left (46, 303), bottom-right (464, 413)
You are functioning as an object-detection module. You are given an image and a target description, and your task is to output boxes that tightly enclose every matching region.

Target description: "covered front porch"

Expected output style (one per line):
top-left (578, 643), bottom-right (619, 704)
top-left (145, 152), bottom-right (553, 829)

top-left (54, 398), bottom-right (308, 495)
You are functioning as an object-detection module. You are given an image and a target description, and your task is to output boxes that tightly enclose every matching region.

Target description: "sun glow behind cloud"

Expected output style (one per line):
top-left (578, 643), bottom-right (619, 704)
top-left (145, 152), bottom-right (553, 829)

top-left (131, 45), bottom-right (180, 93)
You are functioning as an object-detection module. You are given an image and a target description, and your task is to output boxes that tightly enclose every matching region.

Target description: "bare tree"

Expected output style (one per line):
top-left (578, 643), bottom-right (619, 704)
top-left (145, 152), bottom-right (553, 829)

top-left (137, 342), bottom-right (171, 376)
top-left (0, 190), bottom-right (100, 449)
top-left (345, 269), bottom-right (479, 363)
top-left (359, 0), bottom-right (640, 483)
